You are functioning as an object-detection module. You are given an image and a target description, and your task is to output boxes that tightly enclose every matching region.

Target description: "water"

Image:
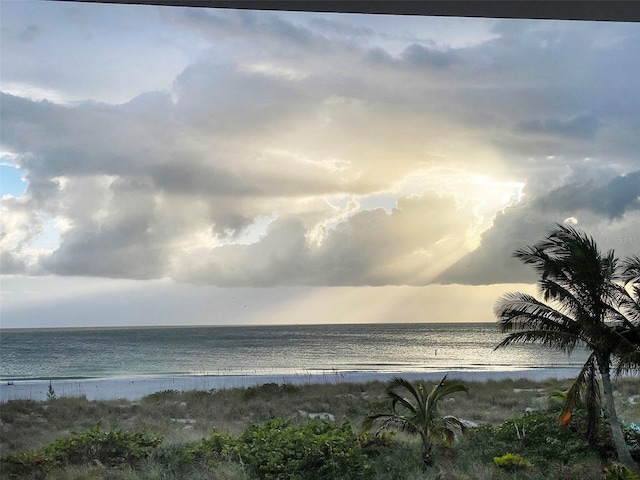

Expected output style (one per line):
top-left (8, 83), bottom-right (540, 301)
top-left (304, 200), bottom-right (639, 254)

top-left (0, 323), bottom-right (589, 382)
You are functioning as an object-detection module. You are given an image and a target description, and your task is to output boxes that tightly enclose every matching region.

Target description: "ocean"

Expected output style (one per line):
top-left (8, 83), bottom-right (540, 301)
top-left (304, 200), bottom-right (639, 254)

top-left (0, 323), bottom-right (588, 401)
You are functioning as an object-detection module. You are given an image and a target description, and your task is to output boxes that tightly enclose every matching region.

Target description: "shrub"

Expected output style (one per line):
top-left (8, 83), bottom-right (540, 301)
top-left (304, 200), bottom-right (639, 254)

top-left (194, 428), bottom-right (237, 463)
top-left (151, 442), bottom-right (212, 478)
top-left (236, 418), bottom-right (368, 479)
top-left (0, 422), bottom-right (162, 476)
top-left (142, 389), bottom-right (181, 402)
top-left (47, 382), bottom-right (57, 401)
top-left (604, 463), bottom-right (640, 480)
top-left (624, 424), bottom-right (640, 459)
top-left (492, 411), bottom-right (592, 465)
top-left (45, 422), bottom-right (162, 467)
top-left (1, 451), bottom-right (50, 478)
top-left (493, 452), bottom-right (532, 471)
top-left (363, 436), bottom-right (424, 480)
top-left (241, 382), bottom-right (300, 400)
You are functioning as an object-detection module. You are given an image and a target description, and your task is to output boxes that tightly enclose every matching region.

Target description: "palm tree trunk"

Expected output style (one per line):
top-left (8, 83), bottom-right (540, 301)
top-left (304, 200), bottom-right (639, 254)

top-left (600, 368), bottom-right (639, 470)
top-left (420, 434), bottom-right (433, 467)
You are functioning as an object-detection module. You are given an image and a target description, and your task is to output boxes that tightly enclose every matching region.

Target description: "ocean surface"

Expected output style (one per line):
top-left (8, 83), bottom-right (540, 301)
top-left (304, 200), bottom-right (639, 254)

top-left (1, 323), bottom-right (588, 382)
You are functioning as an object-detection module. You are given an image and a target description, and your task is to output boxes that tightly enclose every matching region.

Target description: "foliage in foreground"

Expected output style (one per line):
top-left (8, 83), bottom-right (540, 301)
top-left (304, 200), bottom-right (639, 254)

top-left (1, 418), bottom-right (377, 480)
top-left (464, 410), bottom-right (600, 473)
top-left (2, 396), bottom-right (635, 480)
top-left (493, 452), bottom-right (533, 471)
top-left (237, 418), bottom-right (369, 479)
top-left (1, 422), bottom-right (162, 477)
top-left (364, 375), bottom-right (468, 466)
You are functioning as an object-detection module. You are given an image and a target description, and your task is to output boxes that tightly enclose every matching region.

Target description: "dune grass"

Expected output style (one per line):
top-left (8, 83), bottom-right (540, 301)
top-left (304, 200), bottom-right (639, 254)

top-left (1, 377), bottom-right (639, 479)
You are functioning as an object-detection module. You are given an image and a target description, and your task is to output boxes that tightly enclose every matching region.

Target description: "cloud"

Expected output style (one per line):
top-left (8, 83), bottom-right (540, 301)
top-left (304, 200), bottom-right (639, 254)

top-left (172, 192), bottom-right (475, 286)
top-left (39, 177), bottom-right (167, 279)
top-left (537, 170), bottom-right (640, 219)
top-left (402, 43), bottom-right (459, 68)
top-left (168, 8), bottom-right (325, 53)
top-left (0, 251), bottom-right (27, 274)
top-left (516, 113), bottom-right (602, 140)
top-left (1, 8), bottom-right (639, 289)
top-left (437, 169), bottom-right (640, 285)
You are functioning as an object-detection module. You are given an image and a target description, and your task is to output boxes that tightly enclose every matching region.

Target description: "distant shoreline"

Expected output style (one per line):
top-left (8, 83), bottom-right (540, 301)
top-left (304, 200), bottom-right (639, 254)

top-left (0, 321), bottom-right (495, 333)
top-left (1, 368), bottom-right (584, 403)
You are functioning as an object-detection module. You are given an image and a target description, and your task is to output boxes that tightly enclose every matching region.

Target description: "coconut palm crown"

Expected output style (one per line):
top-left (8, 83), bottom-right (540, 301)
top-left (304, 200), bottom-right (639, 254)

top-left (364, 375), bottom-right (468, 466)
top-left (494, 224), bottom-right (640, 470)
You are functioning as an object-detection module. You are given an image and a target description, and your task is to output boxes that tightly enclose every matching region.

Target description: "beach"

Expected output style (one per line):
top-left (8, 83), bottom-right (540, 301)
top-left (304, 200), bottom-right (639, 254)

top-left (0, 368), bottom-right (583, 402)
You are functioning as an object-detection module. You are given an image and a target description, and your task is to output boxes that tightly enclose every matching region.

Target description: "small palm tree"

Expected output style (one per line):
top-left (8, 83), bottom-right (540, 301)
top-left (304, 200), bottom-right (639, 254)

top-left (363, 375), bottom-right (468, 466)
top-left (495, 224), bottom-right (640, 470)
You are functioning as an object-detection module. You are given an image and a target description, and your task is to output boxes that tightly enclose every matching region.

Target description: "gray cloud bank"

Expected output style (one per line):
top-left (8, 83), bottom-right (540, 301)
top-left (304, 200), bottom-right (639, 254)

top-left (1, 8), bottom-right (639, 286)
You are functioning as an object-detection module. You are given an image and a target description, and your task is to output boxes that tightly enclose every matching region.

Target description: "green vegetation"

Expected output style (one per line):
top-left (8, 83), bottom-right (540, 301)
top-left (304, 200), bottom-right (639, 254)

top-left (604, 463), bottom-right (640, 480)
top-left (237, 418), bottom-right (368, 479)
top-left (493, 453), bottom-right (532, 471)
top-left (364, 375), bottom-right (468, 466)
top-left (46, 383), bottom-right (56, 403)
top-left (2, 422), bottom-right (161, 477)
top-left (2, 377), bottom-right (638, 479)
top-left (494, 224), bottom-right (640, 470)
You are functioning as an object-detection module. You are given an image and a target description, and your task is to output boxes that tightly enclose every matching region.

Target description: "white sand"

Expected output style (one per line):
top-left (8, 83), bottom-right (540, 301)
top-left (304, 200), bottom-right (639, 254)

top-left (1, 368), bottom-right (581, 402)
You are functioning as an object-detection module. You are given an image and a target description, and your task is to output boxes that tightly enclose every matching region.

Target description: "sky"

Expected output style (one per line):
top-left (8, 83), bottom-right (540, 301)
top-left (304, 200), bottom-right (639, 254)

top-left (1, 1), bottom-right (639, 328)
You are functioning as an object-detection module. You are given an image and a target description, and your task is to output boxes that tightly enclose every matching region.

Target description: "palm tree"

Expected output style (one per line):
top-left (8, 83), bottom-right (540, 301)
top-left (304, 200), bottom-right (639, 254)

top-left (363, 375), bottom-right (468, 466)
top-left (494, 224), bottom-right (640, 470)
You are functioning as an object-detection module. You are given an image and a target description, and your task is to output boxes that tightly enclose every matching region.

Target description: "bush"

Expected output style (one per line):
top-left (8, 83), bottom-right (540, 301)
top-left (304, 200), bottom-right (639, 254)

top-left (194, 428), bottom-right (237, 463)
top-left (241, 382), bottom-right (300, 400)
top-left (1, 422), bottom-right (162, 476)
top-left (493, 452), bottom-right (532, 471)
top-left (46, 422), bottom-right (162, 467)
top-left (624, 424), bottom-right (640, 459)
top-left (363, 436), bottom-right (424, 480)
top-left (494, 411), bottom-right (592, 464)
top-left (604, 463), bottom-right (640, 480)
top-left (142, 389), bottom-right (181, 402)
top-left (236, 418), bottom-right (369, 479)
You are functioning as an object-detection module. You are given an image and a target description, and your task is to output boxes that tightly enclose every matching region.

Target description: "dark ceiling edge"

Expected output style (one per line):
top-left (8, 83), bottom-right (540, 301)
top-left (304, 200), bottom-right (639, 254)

top-left (51, 1), bottom-right (640, 22)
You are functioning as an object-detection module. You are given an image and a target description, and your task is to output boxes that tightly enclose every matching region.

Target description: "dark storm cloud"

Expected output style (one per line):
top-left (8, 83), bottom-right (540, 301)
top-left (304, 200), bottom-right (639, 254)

top-left (40, 178), bottom-right (167, 279)
top-left (402, 43), bottom-right (459, 68)
top-left (169, 8), bottom-right (320, 49)
top-left (1, 93), bottom-right (175, 180)
top-left (537, 171), bottom-right (640, 219)
top-left (444, 21), bottom-right (640, 166)
top-left (516, 114), bottom-right (602, 140)
top-left (171, 60), bottom-right (314, 137)
top-left (438, 170), bottom-right (640, 285)
top-left (0, 251), bottom-right (27, 274)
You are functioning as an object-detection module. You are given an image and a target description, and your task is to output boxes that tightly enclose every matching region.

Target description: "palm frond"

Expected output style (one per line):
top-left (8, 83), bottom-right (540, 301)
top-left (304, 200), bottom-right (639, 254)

top-left (428, 380), bottom-right (468, 408)
top-left (365, 412), bottom-right (421, 435)
top-left (431, 416), bottom-right (466, 447)
top-left (495, 329), bottom-right (588, 353)
top-left (437, 415), bottom-right (467, 433)
top-left (612, 326), bottom-right (640, 375)
top-left (621, 255), bottom-right (640, 286)
top-left (495, 292), bottom-right (578, 331)
top-left (560, 353), bottom-right (600, 416)
top-left (386, 377), bottom-right (422, 414)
